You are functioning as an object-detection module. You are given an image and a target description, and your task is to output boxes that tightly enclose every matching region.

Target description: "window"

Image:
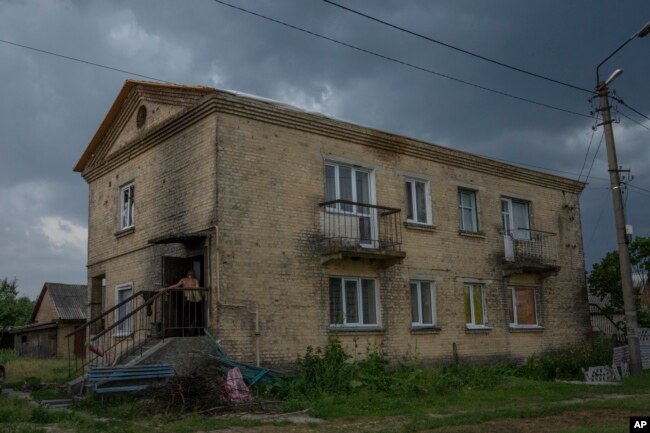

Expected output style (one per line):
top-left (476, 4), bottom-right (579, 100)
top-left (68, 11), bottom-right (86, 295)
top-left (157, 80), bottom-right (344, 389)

top-left (119, 183), bottom-right (135, 230)
top-left (330, 277), bottom-right (378, 327)
top-left (464, 283), bottom-right (487, 327)
top-left (410, 281), bottom-right (436, 327)
top-left (501, 198), bottom-right (530, 239)
top-left (509, 287), bottom-right (540, 327)
top-left (458, 189), bottom-right (478, 232)
top-left (114, 283), bottom-right (133, 336)
top-left (325, 162), bottom-right (372, 213)
top-left (405, 178), bottom-right (431, 224)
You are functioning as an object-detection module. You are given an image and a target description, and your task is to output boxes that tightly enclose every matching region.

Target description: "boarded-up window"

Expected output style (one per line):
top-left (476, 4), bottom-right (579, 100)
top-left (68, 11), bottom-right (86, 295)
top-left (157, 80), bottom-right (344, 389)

top-left (509, 287), bottom-right (539, 326)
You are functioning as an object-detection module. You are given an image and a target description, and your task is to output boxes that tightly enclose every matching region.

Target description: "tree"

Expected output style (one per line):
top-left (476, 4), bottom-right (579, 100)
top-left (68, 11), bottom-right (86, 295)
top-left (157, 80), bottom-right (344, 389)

top-left (588, 236), bottom-right (650, 317)
top-left (0, 277), bottom-right (34, 328)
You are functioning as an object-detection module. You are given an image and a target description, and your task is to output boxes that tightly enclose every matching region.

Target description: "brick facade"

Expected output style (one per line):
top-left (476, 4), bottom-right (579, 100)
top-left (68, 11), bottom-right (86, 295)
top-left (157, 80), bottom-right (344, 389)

top-left (76, 81), bottom-right (591, 368)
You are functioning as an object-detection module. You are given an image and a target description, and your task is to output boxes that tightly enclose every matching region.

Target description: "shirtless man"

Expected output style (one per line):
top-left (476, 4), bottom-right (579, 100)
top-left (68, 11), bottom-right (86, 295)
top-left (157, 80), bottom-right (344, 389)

top-left (167, 270), bottom-right (204, 331)
top-left (168, 270), bottom-right (201, 301)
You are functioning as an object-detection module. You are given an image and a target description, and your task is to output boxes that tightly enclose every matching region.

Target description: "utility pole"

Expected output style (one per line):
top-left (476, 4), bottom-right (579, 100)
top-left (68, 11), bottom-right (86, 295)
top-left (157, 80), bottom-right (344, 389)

top-left (594, 20), bottom-right (650, 377)
top-left (596, 83), bottom-right (642, 376)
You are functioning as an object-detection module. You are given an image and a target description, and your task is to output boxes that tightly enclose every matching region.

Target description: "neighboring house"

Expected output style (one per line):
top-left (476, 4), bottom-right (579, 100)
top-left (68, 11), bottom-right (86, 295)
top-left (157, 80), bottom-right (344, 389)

top-left (73, 80), bottom-right (590, 368)
top-left (11, 283), bottom-right (87, 358)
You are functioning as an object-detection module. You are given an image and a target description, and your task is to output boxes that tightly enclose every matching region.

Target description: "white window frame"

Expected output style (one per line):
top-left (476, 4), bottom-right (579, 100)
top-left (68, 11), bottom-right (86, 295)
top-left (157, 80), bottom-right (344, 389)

top-left (501, 197), bottom-right (531, 239)
top-left (119, 182), bottom-right (135, 230)
top-left (464, 283), bottom-right (488, 328)
top-left (329, 276), bottom-right (380, 328)
top-left (405, 178), bottom-right (432, 225)
top-left (410, 280), bottom-right (436, 327)
top-left (509, 286), bottom-right (541, 328)
top-left (114, 282), bottom-right (133, 337)
top-left (458, 188), bottom-right (479, 232)
top-left (324, 162), bottom-right (376, 214)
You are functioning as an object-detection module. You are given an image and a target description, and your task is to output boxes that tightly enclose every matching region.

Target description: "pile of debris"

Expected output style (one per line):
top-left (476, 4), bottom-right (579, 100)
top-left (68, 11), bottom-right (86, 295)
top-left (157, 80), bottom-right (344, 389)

top-left (142, 364), bottom-right (279, 414)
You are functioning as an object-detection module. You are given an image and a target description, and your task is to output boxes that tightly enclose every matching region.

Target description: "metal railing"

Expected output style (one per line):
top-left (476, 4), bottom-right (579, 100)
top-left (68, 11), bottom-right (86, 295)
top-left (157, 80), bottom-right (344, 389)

top-left (503, 228), bottom-right (558, 265)
top-left (67, 287), bottom-right (207, 376)
top-left (318, 199), bottom-right (402, 252)
top-left (589, 303), bottom-right (626, 344)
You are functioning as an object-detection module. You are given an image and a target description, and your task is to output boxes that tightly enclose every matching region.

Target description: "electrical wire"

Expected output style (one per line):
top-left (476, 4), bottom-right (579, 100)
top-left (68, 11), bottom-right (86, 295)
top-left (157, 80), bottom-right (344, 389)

top-left (616, 106), bottom-right (650, 131)
top-left (322, 0), bottom-right (594, 94)
top-left (0, 38), bottom-right (169, 83)
top-left (612, 97), bottom-right (650, 122)
top-left (578, 113), bottom-right (599, 181)
top-left (583, 131), bottom-right (605, 184)
top-left (586, 206), bottom-right (606, 248)
top-left (210, 0), bottom-right (592, 119)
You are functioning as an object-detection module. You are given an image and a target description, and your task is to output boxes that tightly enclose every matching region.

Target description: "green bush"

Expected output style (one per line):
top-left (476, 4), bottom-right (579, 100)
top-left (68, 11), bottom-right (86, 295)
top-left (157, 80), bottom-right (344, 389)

top-left (272, 339), bottom-right (354, 398)
top-left (525, 336), bottom-right (614, 380)
top-left (0, 349), bottom-right (19, 364)
top-left (273, 339), bottom-right (527, 400)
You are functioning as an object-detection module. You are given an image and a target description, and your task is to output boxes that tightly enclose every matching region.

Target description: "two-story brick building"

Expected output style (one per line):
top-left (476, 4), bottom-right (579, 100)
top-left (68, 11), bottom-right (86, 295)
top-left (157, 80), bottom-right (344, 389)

top-left (74, 80), bottom-right (590, 368)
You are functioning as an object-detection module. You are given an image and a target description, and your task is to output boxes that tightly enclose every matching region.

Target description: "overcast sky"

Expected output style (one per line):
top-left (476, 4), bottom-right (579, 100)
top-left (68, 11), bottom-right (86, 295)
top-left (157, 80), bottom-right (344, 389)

top-left (1, 0), bottom-right (649, 299)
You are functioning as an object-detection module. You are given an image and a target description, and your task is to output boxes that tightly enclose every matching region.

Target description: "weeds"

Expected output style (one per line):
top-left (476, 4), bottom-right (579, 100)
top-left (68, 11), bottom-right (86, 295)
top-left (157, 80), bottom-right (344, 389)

top-left (272, 339), bottom-right (528, 401)
top-left (525, 336), bottom-right (614, 380)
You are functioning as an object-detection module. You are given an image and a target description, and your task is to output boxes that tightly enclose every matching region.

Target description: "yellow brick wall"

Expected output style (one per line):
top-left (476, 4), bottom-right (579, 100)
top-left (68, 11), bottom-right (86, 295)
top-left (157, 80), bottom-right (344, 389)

top-left (87, 112), bottom-right (218, 316)
top-left (213, 111), bottom-right (589, 367)
top-left (83, 88), bottom-right (589, 369)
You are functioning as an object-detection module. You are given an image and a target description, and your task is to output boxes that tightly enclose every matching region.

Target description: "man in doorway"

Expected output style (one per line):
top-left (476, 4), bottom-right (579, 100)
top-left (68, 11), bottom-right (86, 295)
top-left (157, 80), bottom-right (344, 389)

top-left (167, 270), bottom-right (204, 334)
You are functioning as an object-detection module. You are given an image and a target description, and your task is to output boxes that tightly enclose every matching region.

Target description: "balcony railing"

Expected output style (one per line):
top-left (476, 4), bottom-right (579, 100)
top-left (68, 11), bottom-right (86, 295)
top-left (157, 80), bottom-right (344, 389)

top-left (503, 228), bottom-right (558, 268)
top-left (318, 200), bottom-right (403, 256)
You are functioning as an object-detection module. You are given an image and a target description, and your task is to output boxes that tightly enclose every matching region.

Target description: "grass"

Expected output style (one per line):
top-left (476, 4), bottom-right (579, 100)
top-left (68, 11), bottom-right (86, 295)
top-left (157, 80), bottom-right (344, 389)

top-left (2, 355), bottom-right (70, 387)
top-left (1, 346), bottom-right (649, 433)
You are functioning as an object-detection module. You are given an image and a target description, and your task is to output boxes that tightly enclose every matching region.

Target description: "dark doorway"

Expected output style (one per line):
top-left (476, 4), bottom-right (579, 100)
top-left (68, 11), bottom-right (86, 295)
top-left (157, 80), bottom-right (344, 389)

top-left (160, 255), bottom-right (205, 336)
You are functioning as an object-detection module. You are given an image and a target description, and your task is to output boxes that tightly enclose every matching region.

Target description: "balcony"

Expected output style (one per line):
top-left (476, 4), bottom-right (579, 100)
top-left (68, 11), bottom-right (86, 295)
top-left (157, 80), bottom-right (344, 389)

top-left (502, 229), bottom-right (560, 276)
top-left (318, 199), bottom-right (405, 267)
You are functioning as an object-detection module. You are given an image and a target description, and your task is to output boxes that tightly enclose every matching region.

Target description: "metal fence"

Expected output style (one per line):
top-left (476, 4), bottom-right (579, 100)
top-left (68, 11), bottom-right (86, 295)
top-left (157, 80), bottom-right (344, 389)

top-left (318, 199), bottom-right (402, 252)
top-left (67, 287), bottom-right (207, 376)
top-left (504, 228), bottom-right (558, 265)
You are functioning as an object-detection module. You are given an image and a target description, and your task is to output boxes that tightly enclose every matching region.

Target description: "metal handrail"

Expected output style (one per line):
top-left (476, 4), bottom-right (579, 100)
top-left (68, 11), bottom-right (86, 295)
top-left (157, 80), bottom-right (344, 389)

top-left (67, 286), bottom-right (208, 375)
top-left (505, 227), bottom-right (557, 236)
top-left (65, 291), bottom-right (142, 339)
top-left (91, 287), bottom-right (207, 341)
top-left (318, 199), bottom-right (401, 215)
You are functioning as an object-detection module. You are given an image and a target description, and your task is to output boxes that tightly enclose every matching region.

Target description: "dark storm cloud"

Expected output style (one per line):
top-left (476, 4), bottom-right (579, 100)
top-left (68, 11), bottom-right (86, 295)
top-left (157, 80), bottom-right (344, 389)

top-left (0, 0), bottom-right (648, 297)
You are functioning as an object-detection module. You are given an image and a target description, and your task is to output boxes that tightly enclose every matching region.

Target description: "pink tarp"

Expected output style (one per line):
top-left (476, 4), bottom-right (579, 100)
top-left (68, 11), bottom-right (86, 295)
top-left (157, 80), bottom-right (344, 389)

top-left (224, 367), bottom-right (253, 402)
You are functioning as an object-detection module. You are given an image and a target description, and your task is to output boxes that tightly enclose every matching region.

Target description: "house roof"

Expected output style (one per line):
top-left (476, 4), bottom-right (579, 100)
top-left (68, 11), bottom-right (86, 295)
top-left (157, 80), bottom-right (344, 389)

top-left (31, 282), bottom-right (88, 322)
top-left (75, 80), bottom-right (587, 194)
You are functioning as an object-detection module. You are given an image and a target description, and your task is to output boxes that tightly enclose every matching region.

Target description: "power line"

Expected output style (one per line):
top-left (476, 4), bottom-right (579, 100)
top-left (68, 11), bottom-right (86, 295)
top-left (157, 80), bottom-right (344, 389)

top-left (578, 114), bottom-right (599, 181)
top-left (587, 206), bottom-right (606, 248)
top-left (210, 0), bottom-right (592, 119)
top-left (323, 0), bottom-right (594, 94)
top-left (618, 109), bottom-right (650, 131)
top-left (629, 184), bottom-right (650, 195)
top-left (0, 38), bottom-right (168, 83)
top-left (584, 131), bottom-right (605, 183)
top-left (613, 97), bottom-right (650, 122)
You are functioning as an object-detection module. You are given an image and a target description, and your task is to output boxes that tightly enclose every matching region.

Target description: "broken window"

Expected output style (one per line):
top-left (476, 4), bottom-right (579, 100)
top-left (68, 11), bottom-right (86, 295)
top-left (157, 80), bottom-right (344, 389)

top-left (509, 286), bottom-right (540, 327)
top-left (119, 183), bottom-right (135, 230)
